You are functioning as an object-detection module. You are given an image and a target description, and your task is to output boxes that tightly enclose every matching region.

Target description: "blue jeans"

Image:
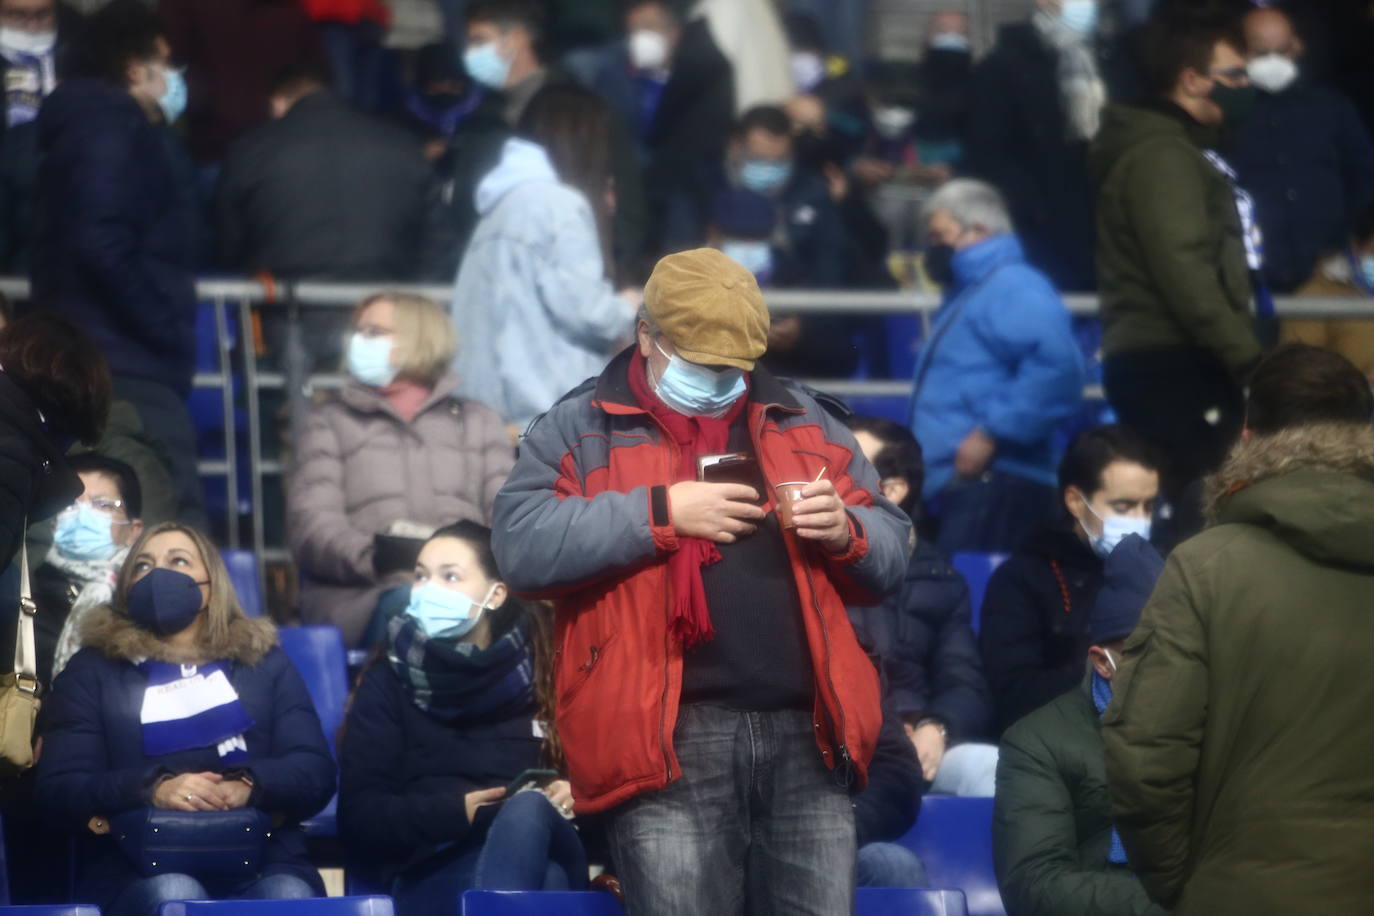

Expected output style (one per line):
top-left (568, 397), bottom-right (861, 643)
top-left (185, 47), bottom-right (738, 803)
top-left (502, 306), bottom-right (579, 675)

top-left (934, 471), bottom-right (1056, 555)
top-left (929, 743), bottom-right (999, 798)
top-left (856, 843), bottom-right (928, 888)
top-left (107, 872), bottom-right (315, 916)
top-left (605, 705), bottom-right (856, 916)
top-left (393, 790), bottom-right (588, 916)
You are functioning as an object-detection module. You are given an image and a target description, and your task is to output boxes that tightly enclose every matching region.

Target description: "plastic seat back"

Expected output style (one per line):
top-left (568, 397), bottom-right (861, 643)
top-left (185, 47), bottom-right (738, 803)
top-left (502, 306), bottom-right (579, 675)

top-left (223, 551), bottom-right (263, 618)
top-left (158, 897), bottom-right (394, 915)
top-left (460, 890), bottom-right (625, 915)
top-left (898, 796), bottom-right (1005, 916)
top-left (950, 552), bottom-right (1009, 634)
top-left (856, 888), bottom-right (969, 916)
top-left (277, 625), bottom-right (350, 836)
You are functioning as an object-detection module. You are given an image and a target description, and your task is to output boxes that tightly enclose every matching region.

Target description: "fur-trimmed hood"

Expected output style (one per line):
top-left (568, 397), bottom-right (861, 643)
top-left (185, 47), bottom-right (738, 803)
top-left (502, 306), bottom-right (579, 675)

top-left (80, 605), bottom-right (278, 667)
top-left (1206, 422), bottom-right (1374, 568)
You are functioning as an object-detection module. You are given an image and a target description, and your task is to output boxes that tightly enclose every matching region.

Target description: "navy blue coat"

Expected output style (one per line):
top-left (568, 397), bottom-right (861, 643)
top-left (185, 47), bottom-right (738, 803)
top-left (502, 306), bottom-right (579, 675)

top-left (338, 656), bottom-right (542, 889)
top-left (848, 541), bottom-right (994, 744)
top-left (979, 524), bottom-right (1104, 736)
top-left (35, 643), bottom-right (336, 905)
top-left (1228, 81), bottom-right (1374, 292)
top-left (30, 79), bottom-right (196, 396)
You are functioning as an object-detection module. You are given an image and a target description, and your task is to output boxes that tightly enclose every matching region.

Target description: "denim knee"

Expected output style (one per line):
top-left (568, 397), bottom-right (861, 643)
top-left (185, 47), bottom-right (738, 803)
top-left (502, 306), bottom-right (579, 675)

top-left (856, 843), bottom-right (929, 889)
top-left (240, 872), bottom-right (317, 900)
top-left (497, 788), bottom-right (559, 825)
top-left (108, 872), bottom-right (209, 916)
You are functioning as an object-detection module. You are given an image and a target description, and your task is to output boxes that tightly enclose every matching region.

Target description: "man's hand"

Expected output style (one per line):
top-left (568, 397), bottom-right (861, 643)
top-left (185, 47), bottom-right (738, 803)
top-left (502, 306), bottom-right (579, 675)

top-left (954, 428), bottom-right (996, 478)
top-left (669, 482), bottom-right (765, 544)
top-left (465, 786), bottom-right (507, 824)
top-left (790, 479), bottom-right (851, 554)
top-left (906, 722), bottom-right (947, 782)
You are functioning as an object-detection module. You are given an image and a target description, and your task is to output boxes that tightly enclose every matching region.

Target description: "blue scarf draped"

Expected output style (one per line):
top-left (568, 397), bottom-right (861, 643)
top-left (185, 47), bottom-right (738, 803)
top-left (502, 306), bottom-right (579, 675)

top-left (387, 614), bottom-right (535, 724)
top-left (1092, 671), bottom-right (1129, 865)
top-left (138, 660), bottom-right (253, 763)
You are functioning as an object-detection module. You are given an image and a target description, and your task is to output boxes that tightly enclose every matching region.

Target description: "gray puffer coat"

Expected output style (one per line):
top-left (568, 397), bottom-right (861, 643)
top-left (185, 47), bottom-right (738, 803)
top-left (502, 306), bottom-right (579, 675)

top-left (287, 373), bottom-right (514, 644)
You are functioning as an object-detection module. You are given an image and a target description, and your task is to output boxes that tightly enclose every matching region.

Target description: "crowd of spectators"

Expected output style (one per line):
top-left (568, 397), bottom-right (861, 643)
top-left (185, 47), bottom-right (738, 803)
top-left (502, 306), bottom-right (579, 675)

top-left (0, 0), bottom-right (1369, 914)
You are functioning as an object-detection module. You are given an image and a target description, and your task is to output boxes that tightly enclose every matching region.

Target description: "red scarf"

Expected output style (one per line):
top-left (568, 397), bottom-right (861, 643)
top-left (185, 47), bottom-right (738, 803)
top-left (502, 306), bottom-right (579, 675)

top-left (626, 349), bottom-right (750, 648)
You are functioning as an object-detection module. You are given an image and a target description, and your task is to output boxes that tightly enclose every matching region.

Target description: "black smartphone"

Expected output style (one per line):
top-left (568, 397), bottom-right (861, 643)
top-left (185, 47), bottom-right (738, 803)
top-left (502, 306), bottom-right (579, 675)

top-left (697, 453), bottom-right (766, 503)
top-left (504, 768), bottom-right (560, 797)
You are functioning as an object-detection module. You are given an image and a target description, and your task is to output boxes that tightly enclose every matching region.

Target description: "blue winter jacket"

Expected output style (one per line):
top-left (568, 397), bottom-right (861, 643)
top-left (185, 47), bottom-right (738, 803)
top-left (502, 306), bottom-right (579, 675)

top-left (30, 80), bottom-right (197, 396)
top-left (908, 234), bottom-right (1084, 498)
top-left (35, 609), bottom-right (336, 906)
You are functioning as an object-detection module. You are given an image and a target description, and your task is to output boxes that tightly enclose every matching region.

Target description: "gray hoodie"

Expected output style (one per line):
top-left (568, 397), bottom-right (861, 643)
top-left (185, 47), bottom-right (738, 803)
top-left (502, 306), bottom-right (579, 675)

top-left (451, 138), bottom-right (633, 430)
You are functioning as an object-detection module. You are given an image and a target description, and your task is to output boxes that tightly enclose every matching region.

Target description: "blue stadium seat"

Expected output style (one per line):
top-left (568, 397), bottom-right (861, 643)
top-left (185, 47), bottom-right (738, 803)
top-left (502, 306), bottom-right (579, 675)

top-left (460, 890), bottom-right (624, 915)
top-left (950, 553), bottom-right (1009, 635)
top-left (856, 888), bottom-right (969, 916)
top-left (159, 898), bottom-right (394, 915)
top-left (278, 626), bottom-right (350, 836)
top-left (224, 551), bottom-right (263, 618)
top-left (0, 908), bottom-right (102, 915)
top-left (898, 796), bottom-right (1005, 916)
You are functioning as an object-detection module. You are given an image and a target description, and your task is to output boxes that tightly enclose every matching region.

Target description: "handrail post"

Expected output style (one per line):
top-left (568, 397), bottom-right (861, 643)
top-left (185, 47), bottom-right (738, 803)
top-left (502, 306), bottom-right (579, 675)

top-left (212, 295), bottom-right (239, 549)
top-left (239, 295), bottom-right (268, 610)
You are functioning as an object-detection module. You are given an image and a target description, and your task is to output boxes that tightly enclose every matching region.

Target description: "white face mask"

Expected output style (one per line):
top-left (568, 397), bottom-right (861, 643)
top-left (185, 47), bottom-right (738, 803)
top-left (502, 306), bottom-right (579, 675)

top-left (1106, 649), bottom-right (1118, 674)
top-left (1247, 53), bottom-right (1299, 93)
top-left (873, 106), bottom-right (915, 139)
top-left (790, 51), bottom-right (825, 92)
top-left (628, 28), bottom-right (669, 72)
top-left (0, 27), bottom-right (55, 57)
top-left (1078, 494), bottom-right (1152, 558)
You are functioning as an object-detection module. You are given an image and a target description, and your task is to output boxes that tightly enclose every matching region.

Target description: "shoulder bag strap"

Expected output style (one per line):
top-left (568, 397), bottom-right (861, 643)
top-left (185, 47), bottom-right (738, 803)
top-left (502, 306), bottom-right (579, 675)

top-left (14, 520), bottom-right (37, 696)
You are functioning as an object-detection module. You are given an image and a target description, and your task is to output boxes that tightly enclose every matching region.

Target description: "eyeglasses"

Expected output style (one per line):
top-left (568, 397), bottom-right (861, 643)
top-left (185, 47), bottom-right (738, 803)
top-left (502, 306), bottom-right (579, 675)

top-left (62, 497), bottom-right (126, 516)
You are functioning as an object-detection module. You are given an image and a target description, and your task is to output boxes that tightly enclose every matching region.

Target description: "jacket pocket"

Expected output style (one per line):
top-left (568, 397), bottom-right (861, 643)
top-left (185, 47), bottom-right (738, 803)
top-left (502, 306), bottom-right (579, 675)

top-left (555, 630), bottom-right (617, 709)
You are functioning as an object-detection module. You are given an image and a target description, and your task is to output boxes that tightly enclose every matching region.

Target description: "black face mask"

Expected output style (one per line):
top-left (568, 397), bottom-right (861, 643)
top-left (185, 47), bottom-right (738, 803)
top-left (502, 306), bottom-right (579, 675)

top-left (1209, 82), bottom-right (1258, 125)
top-left (925, 244), bottom-right (956, 286)
top-left (126, 568), bottom-right (208, 637)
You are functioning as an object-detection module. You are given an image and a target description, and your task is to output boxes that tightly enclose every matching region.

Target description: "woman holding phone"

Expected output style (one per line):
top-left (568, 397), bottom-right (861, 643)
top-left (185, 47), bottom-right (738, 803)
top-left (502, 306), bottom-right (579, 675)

top-left (338, 521), bottom-right (585, 914)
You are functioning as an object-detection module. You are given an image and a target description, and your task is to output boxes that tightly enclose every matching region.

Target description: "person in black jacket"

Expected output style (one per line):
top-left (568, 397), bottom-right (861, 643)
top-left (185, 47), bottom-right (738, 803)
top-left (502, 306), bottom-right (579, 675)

top-left (980, 425), bottom-right (1160, 736)
top-left (30, 0), bottom-right (202, 527)
top-left (853, 671), bottom-right (926, 889)
top-left (339, 522), bottom-right (586, 916)
top-left (0, 312), bottom-right (110, 577)
top-left (966, 0), bottom-right (1131, 292)
top-left (585, 0), bottom-right (734, 260)
top-left (847, 416), bottom-right (999, 797)
top-left (1228, 6), bottom-right (1374, 293)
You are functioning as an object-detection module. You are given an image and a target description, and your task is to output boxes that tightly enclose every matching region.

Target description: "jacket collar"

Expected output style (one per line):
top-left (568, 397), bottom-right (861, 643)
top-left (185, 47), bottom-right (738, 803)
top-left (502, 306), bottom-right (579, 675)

top-left (0, 372), bottom-right (80, 519)
top-left (950, 233), bottom-right (1024, 290)
top-left (80, 605), bottom-right (278, 667)
top-left (592, 346), bottom-right (803, 418)
top-left (339, 371), bottom-right (463, 421)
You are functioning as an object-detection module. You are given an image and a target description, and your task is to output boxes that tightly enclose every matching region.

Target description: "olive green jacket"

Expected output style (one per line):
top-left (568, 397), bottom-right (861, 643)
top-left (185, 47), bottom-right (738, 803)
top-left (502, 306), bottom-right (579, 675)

top-left (995, 675), bottom-right (1167, 916)
top-left (1090, 103), bottom-right (1261, 378)
top-left (1103, 422), bottom-right (1374, 915)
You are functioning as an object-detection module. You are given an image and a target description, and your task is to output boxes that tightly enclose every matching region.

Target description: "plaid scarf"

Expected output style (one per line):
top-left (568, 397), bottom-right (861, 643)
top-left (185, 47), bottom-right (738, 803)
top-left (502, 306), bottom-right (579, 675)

top-left (1092, 671), bottom-right (1129, 865)
top-left (1033, 9), bottom-right (1106, 142)
top-left (387, 613), bottom-right (535, 724)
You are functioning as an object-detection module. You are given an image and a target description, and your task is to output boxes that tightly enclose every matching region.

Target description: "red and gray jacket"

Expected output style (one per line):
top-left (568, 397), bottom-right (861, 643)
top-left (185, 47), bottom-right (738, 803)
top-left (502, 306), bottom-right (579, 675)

top-left (492, 349), bottom-right (912, 813)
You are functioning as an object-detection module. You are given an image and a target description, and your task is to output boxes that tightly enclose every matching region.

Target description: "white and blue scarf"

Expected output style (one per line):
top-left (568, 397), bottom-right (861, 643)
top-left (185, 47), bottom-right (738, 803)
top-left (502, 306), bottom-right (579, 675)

top-left (138, 660), bottom-right (253, 763)
top-left (1203, 149), bottom-right (1276, 318)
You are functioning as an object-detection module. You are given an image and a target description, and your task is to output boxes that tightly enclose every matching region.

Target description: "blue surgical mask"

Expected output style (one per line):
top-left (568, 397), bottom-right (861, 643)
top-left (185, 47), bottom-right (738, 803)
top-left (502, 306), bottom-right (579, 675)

top-left (928, 32), bottom-right (971, 53)
top-left (463, 42), bottom-right (511, 90)
top-left (651, 341), bottom-right (747, 418)
top-left (126, 568), bottom-right (208, 637)
top-left (347, 333), bottom-right (397, 388)
top-left (54, 503), bottom-right (121, 562)
top-left (1360, 254), bottom-right (1374, 290)
top-left (739, 159), bottom-right (792, 194)
top-left (720, 239), bottom-right (774, 278)
top-left (159, 66), bottom-right (187, 124)
top-left (1081, 499), bottom-right (1152, 559)
top-left (405, 582), bottom-right (495, 640)
top-left (1059, 0), bottom-right (1099, 35)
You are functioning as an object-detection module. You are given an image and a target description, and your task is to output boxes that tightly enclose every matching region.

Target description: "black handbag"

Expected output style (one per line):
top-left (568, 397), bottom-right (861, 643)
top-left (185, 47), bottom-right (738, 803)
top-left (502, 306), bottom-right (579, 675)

top-left (110, 808), bottom-right (272, 879)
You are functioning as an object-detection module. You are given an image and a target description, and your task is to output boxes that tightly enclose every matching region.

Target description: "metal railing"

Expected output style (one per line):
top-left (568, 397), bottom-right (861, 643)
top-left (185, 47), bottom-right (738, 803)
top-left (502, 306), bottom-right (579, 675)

top-left (4, 275), bottom-right (1371, 588)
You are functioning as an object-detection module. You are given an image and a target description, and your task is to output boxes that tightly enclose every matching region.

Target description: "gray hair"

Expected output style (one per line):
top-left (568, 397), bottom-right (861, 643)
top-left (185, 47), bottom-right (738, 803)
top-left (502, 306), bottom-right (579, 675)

top-left (924, 179), bottom-right (1013, 235)
top-left (636, 306), bottom-right (659, 335)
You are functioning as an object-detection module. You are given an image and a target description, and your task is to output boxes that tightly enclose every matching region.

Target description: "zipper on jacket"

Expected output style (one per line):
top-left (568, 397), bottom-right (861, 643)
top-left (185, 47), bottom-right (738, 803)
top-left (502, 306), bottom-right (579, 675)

top-left (753, 409), bottom-right (853, 785)
top-left (644, 411), bottom-right (679, 784)
top-left (579, 646), bottom-right (601, 672)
